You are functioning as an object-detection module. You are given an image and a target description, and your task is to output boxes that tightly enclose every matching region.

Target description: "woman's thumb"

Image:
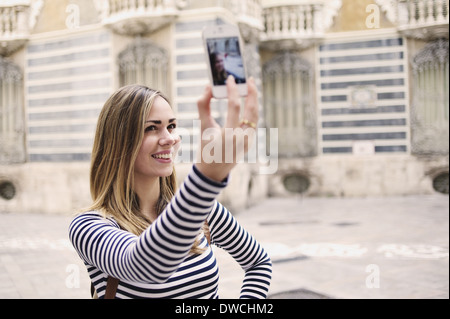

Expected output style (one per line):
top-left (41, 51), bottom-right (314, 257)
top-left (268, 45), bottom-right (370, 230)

top-left (197, 85), bottom-right (213, 121)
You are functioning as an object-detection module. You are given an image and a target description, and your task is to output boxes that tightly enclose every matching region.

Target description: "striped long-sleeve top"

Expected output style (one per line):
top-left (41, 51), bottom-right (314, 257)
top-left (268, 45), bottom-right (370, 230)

top-left (69, 165), bottom-right (272, 299)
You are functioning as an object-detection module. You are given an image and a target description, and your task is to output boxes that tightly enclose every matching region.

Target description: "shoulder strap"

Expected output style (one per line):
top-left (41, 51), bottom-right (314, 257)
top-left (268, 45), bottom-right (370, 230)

top-left (91, 276), bottom-right (120, 299)
top-left (89, 216), bottom-right (122, 299)
top-left (104, 276), bottom-right (120, 299)
top-left (204, 220), bottom-right (211, 245)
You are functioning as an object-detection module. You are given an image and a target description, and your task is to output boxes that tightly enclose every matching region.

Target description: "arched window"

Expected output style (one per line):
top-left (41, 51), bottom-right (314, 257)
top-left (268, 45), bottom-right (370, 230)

top-left (118, 38), bottom-right (169, 94)
top-left (263, 52), bottom-right (317, 157)
top-left (0, 56), bottom-right (25, 164)
top-left (411, 39), bottom-right (449, 155)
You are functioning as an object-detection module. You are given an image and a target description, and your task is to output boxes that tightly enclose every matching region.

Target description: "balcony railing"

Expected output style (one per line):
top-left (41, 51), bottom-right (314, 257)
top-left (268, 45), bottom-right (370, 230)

top-left (260, 3), bottom-right (325, 50)
top-left (99, 0), bottom-right (179, 35)
top-left (0, 4), bottom-right (30, 56)
top-left (99, 0), bottom-right (264, 37)
top-left (397, 0), bottom-right (449, 39)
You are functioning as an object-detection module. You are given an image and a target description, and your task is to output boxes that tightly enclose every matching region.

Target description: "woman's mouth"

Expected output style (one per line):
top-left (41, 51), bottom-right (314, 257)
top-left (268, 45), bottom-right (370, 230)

top-left (152, 151), bottom-right (173, 163)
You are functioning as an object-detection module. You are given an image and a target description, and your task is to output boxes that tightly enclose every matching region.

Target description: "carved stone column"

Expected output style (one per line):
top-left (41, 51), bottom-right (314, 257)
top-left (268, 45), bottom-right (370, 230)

top-left (0, 57), bottom-right (26, 164)
top-left (411, 39), bottom-right (449, 155)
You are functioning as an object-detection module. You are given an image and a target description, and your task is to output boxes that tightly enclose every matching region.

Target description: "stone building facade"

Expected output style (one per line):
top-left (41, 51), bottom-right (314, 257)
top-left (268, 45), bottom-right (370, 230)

top-left (0, 0), bottom-right (448, 215)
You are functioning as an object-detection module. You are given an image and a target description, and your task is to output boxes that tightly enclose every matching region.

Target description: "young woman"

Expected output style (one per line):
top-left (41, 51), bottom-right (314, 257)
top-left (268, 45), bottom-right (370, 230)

top-left (69, 77), bottom-right (272, 299)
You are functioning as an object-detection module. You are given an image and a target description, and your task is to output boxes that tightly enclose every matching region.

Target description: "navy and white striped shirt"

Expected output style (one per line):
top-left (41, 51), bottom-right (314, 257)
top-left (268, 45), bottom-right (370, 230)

top-left (69, 165), bottom-right (272, 299)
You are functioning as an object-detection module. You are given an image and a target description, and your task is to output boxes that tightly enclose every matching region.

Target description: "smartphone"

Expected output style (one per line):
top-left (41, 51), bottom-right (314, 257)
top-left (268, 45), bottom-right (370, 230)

top-left (202, 24), bottom-right (248, 99)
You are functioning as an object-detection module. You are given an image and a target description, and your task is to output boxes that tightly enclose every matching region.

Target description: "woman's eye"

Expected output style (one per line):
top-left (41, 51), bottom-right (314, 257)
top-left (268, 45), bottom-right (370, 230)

top-left (145, 125), bottom-right (157, 132)
top-left (168, 123), bottom-right (177, 130)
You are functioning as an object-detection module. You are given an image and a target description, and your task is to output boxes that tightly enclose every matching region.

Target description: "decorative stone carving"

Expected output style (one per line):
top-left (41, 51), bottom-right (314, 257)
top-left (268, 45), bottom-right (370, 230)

top-left (0, 55), bottom-right (22, 80)
top-left (412, 38), bottom-right (449, 69)
top-left (321, 0), bottom-right (343, 31)
top-left (374, 0), bottom-right (398, 25)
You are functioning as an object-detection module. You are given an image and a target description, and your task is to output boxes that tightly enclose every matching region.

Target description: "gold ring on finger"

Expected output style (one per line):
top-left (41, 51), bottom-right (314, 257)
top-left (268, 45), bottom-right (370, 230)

top-left (240, 119), bottom-right (257, 129)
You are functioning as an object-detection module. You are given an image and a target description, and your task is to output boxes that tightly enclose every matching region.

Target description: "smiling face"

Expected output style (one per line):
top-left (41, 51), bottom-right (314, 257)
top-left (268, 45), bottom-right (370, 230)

top-left (134, 96), bottom-right (181, 181)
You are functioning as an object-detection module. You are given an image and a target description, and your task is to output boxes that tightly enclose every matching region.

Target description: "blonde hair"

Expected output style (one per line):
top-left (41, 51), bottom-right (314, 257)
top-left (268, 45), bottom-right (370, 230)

top-left (88, 84), bottom-right (205, 253)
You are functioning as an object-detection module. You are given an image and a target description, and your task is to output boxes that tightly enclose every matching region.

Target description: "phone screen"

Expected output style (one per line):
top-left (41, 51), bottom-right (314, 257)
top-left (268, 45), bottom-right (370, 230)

top-left (206, 37), bottom-right (246, 86)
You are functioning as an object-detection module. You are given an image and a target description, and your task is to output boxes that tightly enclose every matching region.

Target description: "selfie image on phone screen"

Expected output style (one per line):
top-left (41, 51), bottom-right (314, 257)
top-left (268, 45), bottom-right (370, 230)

top-left (206, 37), bottom-right (246, 86)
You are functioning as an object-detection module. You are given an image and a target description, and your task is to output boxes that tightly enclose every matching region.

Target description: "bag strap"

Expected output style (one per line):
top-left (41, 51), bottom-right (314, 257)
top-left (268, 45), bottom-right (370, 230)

top-left (91, 276), bottom-right (119, 299)
top-left (204, 220), bottom-right (211, 245)
top-left (104, 276), bottom-right (120, 299)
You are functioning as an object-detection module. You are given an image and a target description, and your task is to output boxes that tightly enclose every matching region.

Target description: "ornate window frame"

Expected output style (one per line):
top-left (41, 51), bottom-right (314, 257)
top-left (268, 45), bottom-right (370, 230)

top-left (262, 52), bottom-right (317, 157)
top-left (411, 38), bottom-right (449, 155)
top-left (0, 56), bottom-right (25, 163)
top-left (118, 38), bottom-right (169, 94)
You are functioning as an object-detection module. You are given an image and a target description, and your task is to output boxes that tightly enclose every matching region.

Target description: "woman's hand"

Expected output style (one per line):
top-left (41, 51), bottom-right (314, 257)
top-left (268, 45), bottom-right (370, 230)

top-left (196, 76), bottom-right (259, 182)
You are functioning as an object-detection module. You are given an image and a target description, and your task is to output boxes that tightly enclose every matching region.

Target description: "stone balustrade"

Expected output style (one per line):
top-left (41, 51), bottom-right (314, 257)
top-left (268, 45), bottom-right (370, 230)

top-left (0, 3), bottom-right (30, 55)
top-left (397, 0), bottom-right (449, 39)
top-left (260, 2), bottom-right (326, 50)
top-left (99, 0), bottom-right (178, 35)
top-left (99, 0), bottom-right (264, 37)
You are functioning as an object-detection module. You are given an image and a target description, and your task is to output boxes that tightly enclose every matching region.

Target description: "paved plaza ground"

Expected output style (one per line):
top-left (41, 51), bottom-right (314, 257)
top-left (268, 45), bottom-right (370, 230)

top-left (0, 194), bottom-right (448, 299)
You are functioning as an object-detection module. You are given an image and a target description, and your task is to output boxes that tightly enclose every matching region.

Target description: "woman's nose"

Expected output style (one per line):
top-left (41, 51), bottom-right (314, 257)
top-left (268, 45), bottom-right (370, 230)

top-left (159, 129), bottom-right (180, 146)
